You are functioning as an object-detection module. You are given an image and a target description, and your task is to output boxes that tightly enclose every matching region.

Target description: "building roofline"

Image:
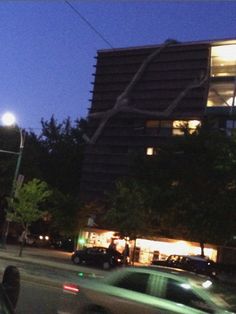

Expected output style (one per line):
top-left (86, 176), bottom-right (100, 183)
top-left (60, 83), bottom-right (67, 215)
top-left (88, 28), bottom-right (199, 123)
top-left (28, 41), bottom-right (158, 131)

top-left (98, 37), bottom-right (236, 54)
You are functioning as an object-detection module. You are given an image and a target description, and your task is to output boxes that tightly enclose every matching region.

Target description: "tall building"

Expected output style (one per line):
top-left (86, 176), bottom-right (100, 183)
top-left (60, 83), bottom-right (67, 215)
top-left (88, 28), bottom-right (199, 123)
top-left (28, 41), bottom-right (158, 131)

top-left (80, 38), bottom-right (236, 202)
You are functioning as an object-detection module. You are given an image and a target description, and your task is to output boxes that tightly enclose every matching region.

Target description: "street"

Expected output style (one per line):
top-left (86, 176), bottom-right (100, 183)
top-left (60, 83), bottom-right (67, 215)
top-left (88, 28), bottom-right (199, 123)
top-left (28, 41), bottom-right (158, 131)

top-left (16, 280), bottom-right (61, 314)
top-left (0, 245), bottom-right (107, 314)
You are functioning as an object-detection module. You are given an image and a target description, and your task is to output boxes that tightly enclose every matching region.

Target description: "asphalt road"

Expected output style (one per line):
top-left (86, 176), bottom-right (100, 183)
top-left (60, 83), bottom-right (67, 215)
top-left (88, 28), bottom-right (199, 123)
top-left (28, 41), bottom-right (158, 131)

top-left (16, 280), bottom-right (62, 314)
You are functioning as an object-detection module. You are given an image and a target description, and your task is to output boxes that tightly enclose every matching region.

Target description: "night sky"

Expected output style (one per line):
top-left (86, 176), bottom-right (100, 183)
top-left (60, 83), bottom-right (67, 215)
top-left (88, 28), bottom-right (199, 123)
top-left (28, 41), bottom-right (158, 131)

top-left (0, 1), bottom-right (236, 131)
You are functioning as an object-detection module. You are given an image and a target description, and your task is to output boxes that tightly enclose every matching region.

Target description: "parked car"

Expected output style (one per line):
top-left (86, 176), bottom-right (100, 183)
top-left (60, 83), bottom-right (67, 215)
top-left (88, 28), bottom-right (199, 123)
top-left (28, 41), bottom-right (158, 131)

top-left (58, 266), bottom-right (236, 314)
top-left (18, 232), bottom-right (51, 247)
top-left (51, 236), bottom-right (74, 252)
top-left (71, 246), bottom-right (123, 270)
top-left (152, 254), bottom-right (217, 277)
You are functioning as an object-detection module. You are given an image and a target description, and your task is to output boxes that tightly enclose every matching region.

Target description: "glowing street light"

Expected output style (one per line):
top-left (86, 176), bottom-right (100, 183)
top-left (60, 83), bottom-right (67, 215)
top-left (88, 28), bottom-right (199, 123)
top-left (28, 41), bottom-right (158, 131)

top-left (0, 112), bottom-right (25, 247)
top-left (1, 112), bottom-right (16, 126)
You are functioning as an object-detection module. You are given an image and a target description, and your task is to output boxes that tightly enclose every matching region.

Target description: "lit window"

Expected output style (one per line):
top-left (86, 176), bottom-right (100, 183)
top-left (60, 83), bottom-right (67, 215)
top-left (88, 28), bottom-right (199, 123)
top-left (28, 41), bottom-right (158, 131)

top-left (211, 45), bottom-right (236, 77)
top-left (146, 147), bottom-right (154, 155)
top-left (207, 44), bottom-right (236, 108)
top-left (146, 147), bottom-right (158, 156)
top-left (172, 120), bottom-right (201, 135)
top-left (207, 82), bottom-right (236, 107)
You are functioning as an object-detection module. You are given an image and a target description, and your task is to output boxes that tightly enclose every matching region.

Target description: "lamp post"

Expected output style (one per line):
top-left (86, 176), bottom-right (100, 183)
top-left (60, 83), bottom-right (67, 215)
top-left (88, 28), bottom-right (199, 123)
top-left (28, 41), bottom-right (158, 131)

top-left (0, 112), bottom-right (25, 248)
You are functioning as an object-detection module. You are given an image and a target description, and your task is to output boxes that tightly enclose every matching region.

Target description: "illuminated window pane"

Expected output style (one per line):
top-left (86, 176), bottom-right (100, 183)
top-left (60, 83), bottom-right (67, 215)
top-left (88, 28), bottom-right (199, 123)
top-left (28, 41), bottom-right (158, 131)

top-left (146, 147), bottom-right (154, 155)
top-left (173, 120), bottom-right (186, 135)
top-left (211, 45), bottom-right (236, 77)
top-left (172, 120), bottom-right (200, 135)
top-left (188, 120), bottom-right (201, 129)
top-left (146, 147), bottom-right (159, 156)
top-left (207, 82), bottom-right (236, 107)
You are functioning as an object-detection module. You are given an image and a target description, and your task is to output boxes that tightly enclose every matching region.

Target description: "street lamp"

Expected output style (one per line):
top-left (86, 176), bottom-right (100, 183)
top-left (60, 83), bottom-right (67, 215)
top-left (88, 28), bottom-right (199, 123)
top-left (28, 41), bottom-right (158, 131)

top-left (0, 112), bottom-right (25, 247)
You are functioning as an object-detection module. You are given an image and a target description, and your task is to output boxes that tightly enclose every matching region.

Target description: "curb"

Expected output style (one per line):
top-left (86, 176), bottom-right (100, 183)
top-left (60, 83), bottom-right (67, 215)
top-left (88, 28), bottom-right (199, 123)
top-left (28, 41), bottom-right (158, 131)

top-left (0, 253), bottom-right (76, 272)
top-left (0, 252), bottom-right (106, 282)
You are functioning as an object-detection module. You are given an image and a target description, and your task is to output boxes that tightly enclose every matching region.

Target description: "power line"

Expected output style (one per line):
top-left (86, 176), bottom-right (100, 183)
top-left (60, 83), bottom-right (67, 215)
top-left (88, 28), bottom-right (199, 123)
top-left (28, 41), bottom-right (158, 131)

top-left (64, 0), bottom-right (114, 49)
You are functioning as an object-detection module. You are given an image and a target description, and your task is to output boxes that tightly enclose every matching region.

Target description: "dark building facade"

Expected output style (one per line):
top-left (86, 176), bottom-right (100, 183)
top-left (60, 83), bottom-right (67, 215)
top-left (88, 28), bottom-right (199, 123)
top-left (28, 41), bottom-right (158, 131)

top-left (80, 38), bottom-right (236, 202)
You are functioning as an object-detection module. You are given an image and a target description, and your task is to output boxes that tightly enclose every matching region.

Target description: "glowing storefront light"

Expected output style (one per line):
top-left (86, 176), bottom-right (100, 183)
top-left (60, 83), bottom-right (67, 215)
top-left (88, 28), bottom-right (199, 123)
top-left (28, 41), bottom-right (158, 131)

top-left (78, 229), bottom-right (217, 264)
top-left (136, 238), bottom-right (217, 262)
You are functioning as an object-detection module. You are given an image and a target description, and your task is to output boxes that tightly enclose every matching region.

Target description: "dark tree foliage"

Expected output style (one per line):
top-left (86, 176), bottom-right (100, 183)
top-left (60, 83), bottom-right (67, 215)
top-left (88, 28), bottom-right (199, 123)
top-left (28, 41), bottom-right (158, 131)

top-left (0, 116), bottom-right (87, 236)
top-left (105, 179), bottom-right (152, 240)
top-left (39, 116), bottom-right (86, 196)
top-left (130, 124), bottom-right (236, 251)
top-left (0, 126), bottom-right (21, 197)
top-left (105, 122), bottom-right (236, 253)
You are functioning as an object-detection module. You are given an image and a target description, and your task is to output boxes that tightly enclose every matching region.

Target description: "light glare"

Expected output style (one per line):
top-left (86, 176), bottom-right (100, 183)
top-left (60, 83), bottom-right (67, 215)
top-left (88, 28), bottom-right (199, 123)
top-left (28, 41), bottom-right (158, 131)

top-left (202, 280), bottom-right (212, 289)
top-left (2, 112), bottom-right (16, 126)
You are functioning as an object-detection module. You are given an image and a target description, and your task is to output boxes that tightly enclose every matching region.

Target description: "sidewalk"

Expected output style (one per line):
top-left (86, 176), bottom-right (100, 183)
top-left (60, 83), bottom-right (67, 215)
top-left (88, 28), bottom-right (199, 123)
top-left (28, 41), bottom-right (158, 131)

top-left (0, 245), bottom-right (106, 287)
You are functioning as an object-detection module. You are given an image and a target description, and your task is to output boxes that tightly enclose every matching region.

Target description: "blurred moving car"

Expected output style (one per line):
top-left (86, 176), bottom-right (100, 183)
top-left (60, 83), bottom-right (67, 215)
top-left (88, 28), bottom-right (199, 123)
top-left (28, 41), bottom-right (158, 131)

top-left (58, 266), bottom-right (236, 314)
top-left (0, 265), bottom-right (20, 313)
top-left (71, 246), bottom-right (123, 270)
top-left (152, 254), bottom-right (217, 277)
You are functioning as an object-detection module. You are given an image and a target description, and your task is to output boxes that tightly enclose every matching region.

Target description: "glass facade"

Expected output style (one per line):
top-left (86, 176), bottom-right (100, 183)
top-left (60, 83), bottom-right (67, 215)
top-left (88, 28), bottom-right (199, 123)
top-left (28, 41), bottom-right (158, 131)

top-left (208, 44), bottom-right (236, 108)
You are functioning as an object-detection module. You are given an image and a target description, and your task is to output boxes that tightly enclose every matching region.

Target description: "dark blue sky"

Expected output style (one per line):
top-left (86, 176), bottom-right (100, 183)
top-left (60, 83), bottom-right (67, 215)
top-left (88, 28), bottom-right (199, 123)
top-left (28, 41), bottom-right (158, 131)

top-left (0, 1), bottom-right (236, 130)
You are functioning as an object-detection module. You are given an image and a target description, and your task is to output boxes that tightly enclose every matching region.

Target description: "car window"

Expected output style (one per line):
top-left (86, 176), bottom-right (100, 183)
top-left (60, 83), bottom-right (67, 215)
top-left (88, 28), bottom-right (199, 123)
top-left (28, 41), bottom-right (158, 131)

top-left (86, 248), bottom-right (98, 254)
top-left (164, 279), bottom-right (214, 313)
top-left (113, 272), bottom-right (150, 294)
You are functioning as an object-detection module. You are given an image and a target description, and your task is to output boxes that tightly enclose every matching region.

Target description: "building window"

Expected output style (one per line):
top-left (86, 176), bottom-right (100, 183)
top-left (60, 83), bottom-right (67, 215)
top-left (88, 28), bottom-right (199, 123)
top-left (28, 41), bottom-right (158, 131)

top-left (207, 44), bottom-right (236, 107)
top-left (211, 44), bottom-right (236, 77)
top-left (146, 120), bottom-right (171, 137)
top-left (146, 147), bottom-right (158, 156)
top-left (207, 81), bottom-right (236, 107)
top-left (146, 120), bottom-right (172, 128)
top-left (146, 120), bottom-right (161, 128)
top-left (172, 120), bottom-right (201, 135)
top-left (226, 120), bottom-right (236, 136)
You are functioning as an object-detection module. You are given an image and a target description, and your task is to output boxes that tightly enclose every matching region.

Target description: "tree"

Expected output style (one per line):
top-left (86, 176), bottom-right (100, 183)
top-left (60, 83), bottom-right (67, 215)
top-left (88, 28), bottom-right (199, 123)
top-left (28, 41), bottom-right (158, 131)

top-left (7, 179), bottom-right (51, 256)
top-left (39, 116), bottom-right (86, 196)
top-left (47, 189), bottom-right (80, 238)
top-left (105, 179), bottom-right (153, 264)
top-left (0, 116), bottom-right (87, 241)
top-left (0, 126), bottom-right (22, 200)
top-left (130, 123), bottom-right (236, 255)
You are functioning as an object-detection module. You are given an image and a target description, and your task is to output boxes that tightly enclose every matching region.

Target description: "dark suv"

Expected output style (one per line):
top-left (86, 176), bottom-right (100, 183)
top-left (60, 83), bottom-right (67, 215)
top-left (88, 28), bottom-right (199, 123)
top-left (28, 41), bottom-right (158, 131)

top-left (71, 246), bottom-right (123, 270)
top-left (152, 254), bottom-right (217, 277)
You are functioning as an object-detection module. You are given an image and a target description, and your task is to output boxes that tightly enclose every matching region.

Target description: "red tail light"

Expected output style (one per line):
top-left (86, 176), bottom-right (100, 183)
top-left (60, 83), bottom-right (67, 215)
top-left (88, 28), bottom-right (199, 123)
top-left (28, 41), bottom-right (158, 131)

top-left (63, 283), bottom-right (80, 294)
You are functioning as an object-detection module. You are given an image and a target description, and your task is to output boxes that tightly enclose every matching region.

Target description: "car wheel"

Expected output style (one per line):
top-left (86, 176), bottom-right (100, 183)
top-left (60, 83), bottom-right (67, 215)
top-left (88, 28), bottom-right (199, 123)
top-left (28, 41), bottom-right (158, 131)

top-left (73, 256), bottom-right (81, 265)
top-left (102, 261), bottom-right (110, 270)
